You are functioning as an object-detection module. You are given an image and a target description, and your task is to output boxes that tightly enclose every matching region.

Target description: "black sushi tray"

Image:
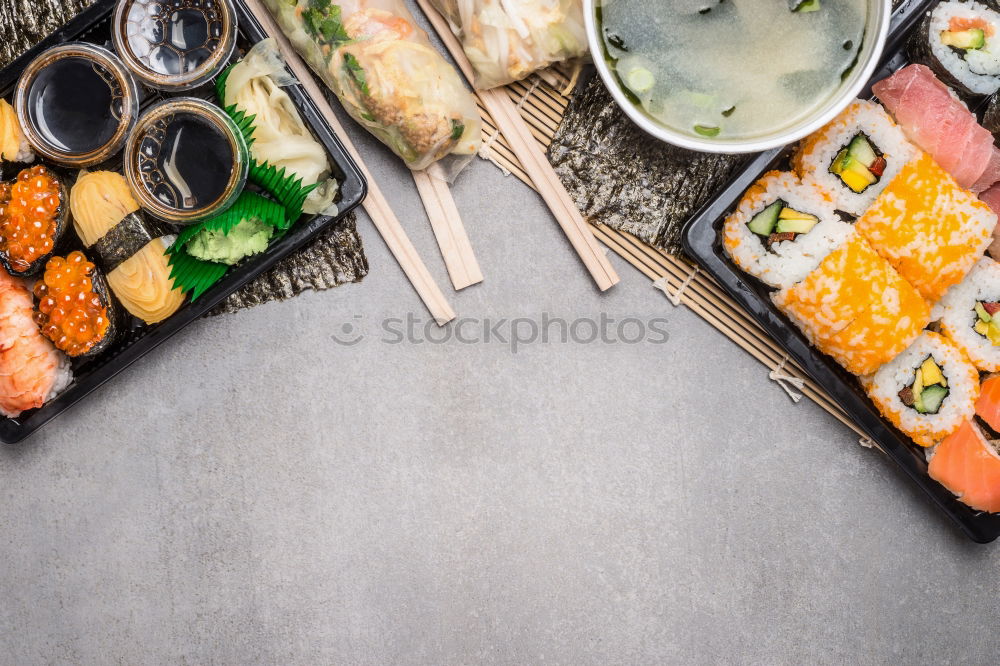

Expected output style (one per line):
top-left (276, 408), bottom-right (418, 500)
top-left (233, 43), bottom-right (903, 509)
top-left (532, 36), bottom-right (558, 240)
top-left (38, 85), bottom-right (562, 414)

top-left (0, 0), bottom-right (367, 443)
top-left (683, 0), bottom-right (1000, 544)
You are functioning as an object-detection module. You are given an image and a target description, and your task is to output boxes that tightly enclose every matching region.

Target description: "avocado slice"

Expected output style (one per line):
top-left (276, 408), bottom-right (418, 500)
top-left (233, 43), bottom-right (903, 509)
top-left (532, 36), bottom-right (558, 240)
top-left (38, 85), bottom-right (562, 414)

top-left (829, 148), bottom-right (850, 175)
top-left (778, 208), bottom-right (817, 221)
top-left (918, 385), bottom-right (949, 415)
top-left (941, 29), bottom-right (986, 50)
top-left (775, 217), bottom-right (818, 234)
top-left (790, 0), bottom-right (821, 12)
top-left (911, 367), bottom-right (926, 413)
top-left (747, 201), bottom-right (783, 237)
top-left (847, 134), bottom-right (878, 167)
top-left (976, 302), bottom-right (992, 323)
top-left (920, 356), bottom-right (947, 387)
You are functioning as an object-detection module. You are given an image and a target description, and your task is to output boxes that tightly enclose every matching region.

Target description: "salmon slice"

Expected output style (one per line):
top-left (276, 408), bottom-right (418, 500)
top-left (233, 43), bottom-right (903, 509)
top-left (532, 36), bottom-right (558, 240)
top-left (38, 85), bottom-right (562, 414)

top-left (929, 420), bottom-right (1000, 513)
top-left (976, 375), bottom-right (1000, 432)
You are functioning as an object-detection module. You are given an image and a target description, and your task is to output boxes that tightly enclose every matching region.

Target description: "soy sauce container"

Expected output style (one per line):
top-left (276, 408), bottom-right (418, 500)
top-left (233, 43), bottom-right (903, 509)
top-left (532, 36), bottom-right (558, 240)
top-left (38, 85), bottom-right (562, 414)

top-left (13, 43), bottom-right (140, 167)
top-left (112, 0), bottom-right (237, 91)
top-left (124, 97), bottom-right (248, 224)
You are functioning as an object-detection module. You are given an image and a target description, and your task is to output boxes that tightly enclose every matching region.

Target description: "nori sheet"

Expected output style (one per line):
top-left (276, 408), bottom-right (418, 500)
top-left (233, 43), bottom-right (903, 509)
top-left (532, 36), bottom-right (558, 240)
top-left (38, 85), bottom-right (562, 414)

top-left (547, 73), bottom-right (747, 254)
top-left (0, 0), bottom-right (369, 317)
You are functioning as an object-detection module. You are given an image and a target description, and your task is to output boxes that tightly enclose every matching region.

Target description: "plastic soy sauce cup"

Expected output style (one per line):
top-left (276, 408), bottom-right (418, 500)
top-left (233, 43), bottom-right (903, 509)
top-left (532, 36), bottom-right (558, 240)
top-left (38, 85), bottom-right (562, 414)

top-left (14, 42), bottom-right (140, 167)
top-left (124, 97), bottom-right (249, 224)
top-left (112, 0), bottom-right (237, 91)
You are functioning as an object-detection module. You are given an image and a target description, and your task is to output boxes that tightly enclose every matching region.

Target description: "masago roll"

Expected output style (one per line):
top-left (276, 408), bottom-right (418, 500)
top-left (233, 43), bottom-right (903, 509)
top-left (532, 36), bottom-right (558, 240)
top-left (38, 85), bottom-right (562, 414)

top-left (772, 231), bottom-right (930, 376)
top-left (722, 171), bottom-right (851, 289)
top-left (855, 152), bottom-right (996, 303)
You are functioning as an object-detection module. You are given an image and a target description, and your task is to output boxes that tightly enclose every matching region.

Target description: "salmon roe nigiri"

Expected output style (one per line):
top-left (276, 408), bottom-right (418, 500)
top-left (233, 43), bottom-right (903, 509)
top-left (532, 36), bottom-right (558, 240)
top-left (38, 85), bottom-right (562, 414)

top-left (32, 251), bottom-right (110, 357)
top-left (0, 165), bottom-right (62, 273)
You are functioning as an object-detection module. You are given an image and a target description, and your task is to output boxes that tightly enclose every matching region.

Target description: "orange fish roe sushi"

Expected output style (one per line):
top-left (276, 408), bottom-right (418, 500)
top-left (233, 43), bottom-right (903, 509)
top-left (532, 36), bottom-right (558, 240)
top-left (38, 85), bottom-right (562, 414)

top-left (929, 419), bottom-right (1000, 514)
top-left (772, 231), bottom-right (930, 375)
top-left (32, 251), bottom-right (112, 357)
top-left (862, 331), bottom-right (979, 448)
top-left (0, 165), bottom-right (64, 275)
top-left (855, 152), bottom-right (996, 303)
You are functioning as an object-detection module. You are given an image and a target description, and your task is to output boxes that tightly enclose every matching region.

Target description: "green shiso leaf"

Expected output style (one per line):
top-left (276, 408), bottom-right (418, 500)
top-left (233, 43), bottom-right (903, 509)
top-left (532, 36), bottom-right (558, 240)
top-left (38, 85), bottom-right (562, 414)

top-left (343, 53), bottom-right (369, 96)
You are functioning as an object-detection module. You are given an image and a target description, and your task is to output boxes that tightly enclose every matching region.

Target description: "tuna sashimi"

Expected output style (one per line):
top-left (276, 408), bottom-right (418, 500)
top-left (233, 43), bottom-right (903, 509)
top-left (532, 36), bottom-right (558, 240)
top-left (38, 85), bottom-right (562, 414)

top-left (873, 64), bottom-right (995, 190)
top-left (980, 184), bottom-right (1000, 261)
top-left (929, 420), bottom-right (1000, 514)
top-left (972, 147), bottom-right (1000, 193)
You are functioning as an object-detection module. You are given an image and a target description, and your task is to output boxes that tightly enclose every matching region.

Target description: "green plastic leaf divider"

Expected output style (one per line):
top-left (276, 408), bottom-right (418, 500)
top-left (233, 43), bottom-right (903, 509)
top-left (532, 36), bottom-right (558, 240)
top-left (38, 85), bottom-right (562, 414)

top-left (248, 160), bottom-right (318, 228)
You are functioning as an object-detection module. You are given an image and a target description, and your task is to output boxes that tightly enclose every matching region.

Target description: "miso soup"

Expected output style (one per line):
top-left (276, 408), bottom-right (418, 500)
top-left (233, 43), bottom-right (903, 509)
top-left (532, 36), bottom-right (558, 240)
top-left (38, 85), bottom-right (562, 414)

top-left (597, 0), bottom-right (868, 141)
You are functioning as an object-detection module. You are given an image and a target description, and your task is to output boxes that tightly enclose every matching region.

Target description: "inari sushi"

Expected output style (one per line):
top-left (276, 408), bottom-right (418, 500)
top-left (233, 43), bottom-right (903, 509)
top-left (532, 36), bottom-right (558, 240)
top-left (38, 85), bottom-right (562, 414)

top-left (0, 270), bottom-right (71, 417)
top-left (70, 171), bottom-right (184, 325)
top-left (938, 257), bottom-right (1000, 371)
top-left (910, 0), bottom-right (1000, 97)
top-left (928, 419), bottom-right (1000, 513)
top-left (862, 331), bottom-right (979, 448)
top-left (32, 251), bottom-right (118, 358)
top-left (772, 232), bottom-right (930, 376)
top-left (722, 171), bottom-right (851, 289)
top-left (855, 152), bottom-right (997, 303)
top-left (793, 100), bottom-right (917, 217)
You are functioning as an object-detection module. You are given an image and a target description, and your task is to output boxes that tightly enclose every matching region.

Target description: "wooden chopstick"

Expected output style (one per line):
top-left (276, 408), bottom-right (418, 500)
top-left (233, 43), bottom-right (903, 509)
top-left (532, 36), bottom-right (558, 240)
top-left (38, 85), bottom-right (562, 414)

top-left (412, 169), bottom-right (483, 290)
top-left (416, 0), bottom-right (620, 292)
top-left (241, 0), bottom-right (456, 325)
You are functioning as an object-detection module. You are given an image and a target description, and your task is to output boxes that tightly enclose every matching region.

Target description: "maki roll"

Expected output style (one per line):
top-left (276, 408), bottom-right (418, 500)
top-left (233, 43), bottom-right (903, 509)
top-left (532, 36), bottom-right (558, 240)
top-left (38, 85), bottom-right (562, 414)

top-left (0, 269), bottom-right (71, 418)
top-left (910, 1), bottom-right (1000, 97)
top-left (0, 99), bottom-right (33, 164)
top-left (69, 171), bottom-right (184, 325)
top-left (793, 100), bottom-right (917, 217)
top-left (938, 257), bottom-right (1000, 371)
top-left (722, 171), bottom-right (852, 289)
top-left (32, 251), bottom-right (118, 358)
top-left (862, 331), bottom-right (979, 448)
top-left (0, 165), bottom-right (68, 276)
top-left (855, 153), bottom-right (997, 303)
top-left (772, 232), bottom-right (930, 376)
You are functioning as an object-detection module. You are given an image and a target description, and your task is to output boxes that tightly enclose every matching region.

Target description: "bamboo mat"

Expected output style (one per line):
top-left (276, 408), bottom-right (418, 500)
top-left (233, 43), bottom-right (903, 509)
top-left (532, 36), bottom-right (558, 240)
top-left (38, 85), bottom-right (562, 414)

top-left (486, 69), bottom-right (866, 440)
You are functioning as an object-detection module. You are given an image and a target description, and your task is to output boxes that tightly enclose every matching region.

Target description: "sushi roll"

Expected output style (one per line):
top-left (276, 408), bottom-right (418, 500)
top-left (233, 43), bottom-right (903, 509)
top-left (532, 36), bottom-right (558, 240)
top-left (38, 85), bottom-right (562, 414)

top-left (862, 331), bottom-right (979, 448)
top-left (975, 373), bottom-right (1000, 431)
top-left (32, 251), bottom-right (119, 358)
top-left (855, 152), bottom-right (997, 303)
top-left (937, 257), bottom-right (1000, 371)
top-left (0, 99), bottom-right (33, 165)
top-left (0, 165), bottom-right (68, 277)
top-left (910, 1), bottom-right (1000, 98)
top-left (928, 419), bottom-right (1000, 513)
top-left (69, 171), bottom-right (185, 325)
top-left (792, 100), bottom-right (917, 217)
top-left (772, 232), bottom-right (930, 376)
top-left (722, 171), bottom-right (851, 289)
top-left (0, 270), bottom-right (71, 417)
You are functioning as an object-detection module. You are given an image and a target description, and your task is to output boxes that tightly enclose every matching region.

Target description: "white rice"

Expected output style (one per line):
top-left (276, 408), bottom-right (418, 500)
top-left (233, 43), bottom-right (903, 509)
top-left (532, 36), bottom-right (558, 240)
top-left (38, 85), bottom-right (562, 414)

top-left (722, 172), bottom-right (852, 289)
top-left (929, 1), bottom-right (1000, 95)
top-left (938, 256), bottom-right (1000, 371)
top-left (796, 100), bottom-right (917, 217)
top-left (863, 331), bottom-right (978, 446)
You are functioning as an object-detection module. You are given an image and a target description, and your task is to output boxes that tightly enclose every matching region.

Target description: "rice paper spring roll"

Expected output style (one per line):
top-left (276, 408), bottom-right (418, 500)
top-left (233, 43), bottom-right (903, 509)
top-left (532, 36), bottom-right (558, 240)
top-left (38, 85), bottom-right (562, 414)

top-left (427, 0), bottom-right (588, 89)
top-left (263, 0), bottom-right (481, 175)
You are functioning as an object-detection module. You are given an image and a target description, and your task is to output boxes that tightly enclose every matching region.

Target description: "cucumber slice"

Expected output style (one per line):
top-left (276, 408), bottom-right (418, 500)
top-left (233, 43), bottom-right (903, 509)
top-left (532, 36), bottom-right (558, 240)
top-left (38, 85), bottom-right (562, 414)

top-left (918, 385), bottom-right (949, 415)
top-left (941, 29), bottom-right (986, 50)
top-left (775, 217), bottom-right (818, 234)
top-left (747, 201), bottom-right (783, 236)
top-left (848, 134), bottom-right (878, 167)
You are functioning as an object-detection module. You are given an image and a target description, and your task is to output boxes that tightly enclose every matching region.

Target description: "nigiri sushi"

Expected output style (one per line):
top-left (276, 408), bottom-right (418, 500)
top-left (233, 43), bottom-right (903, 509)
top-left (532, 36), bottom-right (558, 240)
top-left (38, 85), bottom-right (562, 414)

top-left (0, 99), bottom-right (33, 164)
top-left (0, 270), bottom-right (71, 418)
top-left (928, 419), bottom-right (1000, 514)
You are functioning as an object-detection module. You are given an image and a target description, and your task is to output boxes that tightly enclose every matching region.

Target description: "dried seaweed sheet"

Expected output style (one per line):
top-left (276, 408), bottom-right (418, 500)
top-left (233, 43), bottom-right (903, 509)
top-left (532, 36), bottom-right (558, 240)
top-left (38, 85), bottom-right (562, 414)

top-left (0, 0), bottom-right (369, 316)
top-left (548, 73), bottom-right (747, 254)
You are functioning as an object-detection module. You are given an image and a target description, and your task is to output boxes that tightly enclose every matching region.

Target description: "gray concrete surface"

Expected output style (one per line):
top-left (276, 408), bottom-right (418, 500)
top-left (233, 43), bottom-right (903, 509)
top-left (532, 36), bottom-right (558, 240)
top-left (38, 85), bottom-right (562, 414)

top-left (2, 13), bottom-right (1000, 662)
top-left (2, 126), bottom-right (998, 664)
